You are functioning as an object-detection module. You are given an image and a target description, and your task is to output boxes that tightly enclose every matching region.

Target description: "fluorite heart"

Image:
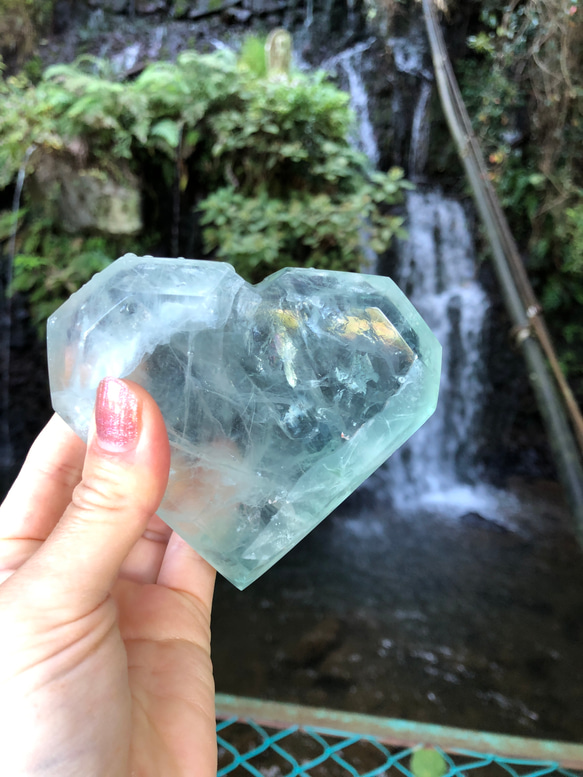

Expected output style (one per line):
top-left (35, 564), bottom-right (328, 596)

top-left (47, 254), bottom-right (441, 589)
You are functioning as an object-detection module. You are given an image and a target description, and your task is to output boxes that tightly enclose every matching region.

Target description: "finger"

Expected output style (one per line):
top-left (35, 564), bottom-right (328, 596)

top-left (118, 514), bottom-right (173, 584)
top-left (0, 415), bottom-right (86, 541)
top-left (10, 379), bottom-right (170, 616)
top-left (0, 539), bottom-right (41, 585)
top-left (157, 532), bottom-right (216, 615)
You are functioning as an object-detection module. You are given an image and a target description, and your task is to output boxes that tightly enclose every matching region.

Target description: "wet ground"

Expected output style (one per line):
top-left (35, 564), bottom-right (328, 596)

top-left (211, 478), bottom-right (583, 744)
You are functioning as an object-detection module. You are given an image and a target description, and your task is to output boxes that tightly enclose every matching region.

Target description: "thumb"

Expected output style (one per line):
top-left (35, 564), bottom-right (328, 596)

top-left (21, 378), bottom-right (171, 615)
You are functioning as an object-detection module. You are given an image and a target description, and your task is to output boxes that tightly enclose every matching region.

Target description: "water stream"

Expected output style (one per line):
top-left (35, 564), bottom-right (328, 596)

top-left (323, 40), bottom-right (380, 166)
top-left (380, 191), bottom-right (520, 523)
top-left (408, 79), bottom-right (433, 181)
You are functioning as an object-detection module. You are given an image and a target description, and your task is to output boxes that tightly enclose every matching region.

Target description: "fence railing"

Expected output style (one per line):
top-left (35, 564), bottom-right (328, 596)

top-left (216, 695), bottom-right (583, 776)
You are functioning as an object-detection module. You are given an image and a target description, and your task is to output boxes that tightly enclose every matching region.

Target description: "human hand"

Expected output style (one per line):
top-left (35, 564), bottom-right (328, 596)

top-left (0, 378), bottom-right (217, 777)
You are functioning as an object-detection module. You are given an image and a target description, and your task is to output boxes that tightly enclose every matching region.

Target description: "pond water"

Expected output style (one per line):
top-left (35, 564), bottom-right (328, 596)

top-left (211, 477), bottom-right (583, 744)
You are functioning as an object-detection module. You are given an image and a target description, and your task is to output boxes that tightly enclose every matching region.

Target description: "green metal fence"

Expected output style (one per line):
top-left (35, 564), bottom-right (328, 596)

top-left (215, 695), bottom-right (583, 777)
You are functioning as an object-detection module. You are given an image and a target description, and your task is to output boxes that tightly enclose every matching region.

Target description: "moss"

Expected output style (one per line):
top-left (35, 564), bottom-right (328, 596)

top-left (0, 1), bottom-right (55, 72)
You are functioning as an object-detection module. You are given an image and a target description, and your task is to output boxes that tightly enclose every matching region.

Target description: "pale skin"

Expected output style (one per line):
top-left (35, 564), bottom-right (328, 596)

top-left (0, 380), bottom-right (217, 776)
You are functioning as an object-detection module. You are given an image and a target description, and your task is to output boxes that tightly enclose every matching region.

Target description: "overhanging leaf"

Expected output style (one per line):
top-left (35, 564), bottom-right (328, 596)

top-left (150, 119), bottom-right (181, 149)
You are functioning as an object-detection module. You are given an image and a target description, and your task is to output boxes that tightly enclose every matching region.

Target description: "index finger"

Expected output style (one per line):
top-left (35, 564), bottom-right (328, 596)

top-left (0, 414), bottom-right (86, 541)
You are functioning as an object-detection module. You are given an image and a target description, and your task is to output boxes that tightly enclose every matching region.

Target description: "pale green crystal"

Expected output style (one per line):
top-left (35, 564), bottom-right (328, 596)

top-left (47, 254), bottom-right (441, 589)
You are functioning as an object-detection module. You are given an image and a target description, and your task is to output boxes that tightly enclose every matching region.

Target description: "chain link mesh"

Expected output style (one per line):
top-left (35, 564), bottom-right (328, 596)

top-left (217, 717), bottom-right (583, 777)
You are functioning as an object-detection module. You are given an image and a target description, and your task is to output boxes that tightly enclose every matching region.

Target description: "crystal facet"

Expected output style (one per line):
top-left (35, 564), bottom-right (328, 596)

top-left (47, 255), bottom-right (441, 589)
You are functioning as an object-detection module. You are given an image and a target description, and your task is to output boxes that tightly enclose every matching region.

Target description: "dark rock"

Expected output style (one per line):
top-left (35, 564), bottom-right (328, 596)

top-left (242, 0), bottom-right (287, 16)
top-left (289, 617), bottom-right (342, 666)
top-left (135, 0), bottom-right (169, 12)
top-left (186, 0), bottom-right (243, 20)
top-left (53, 1), bottom-right (75, 34)
top-left (87, 0), bottom-right (128, 11)
top-left (221, 6), bottom-right (252, 23)
top-left (460, 512), bottom-right (511, 534)
top-left (318, 644), bottom-right (360, 686)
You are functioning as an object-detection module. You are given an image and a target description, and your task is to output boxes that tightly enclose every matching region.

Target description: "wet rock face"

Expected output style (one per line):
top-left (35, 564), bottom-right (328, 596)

top-left (47, 0), bottom-right (419, 172)
top-left (87, 0), bottom-right (130, 11)
top-left (0, 7), bottom-right (36, 73)
top-left (83, 0), bottom-right (287, 18)
top-left (0, 293), bottom-right (53, 497)
top-left (135, 0), bottom-right (169, 13)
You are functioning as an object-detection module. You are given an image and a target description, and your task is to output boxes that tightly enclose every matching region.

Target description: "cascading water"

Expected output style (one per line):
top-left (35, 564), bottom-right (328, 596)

top-left (323, 40), bottom-right (380, 167)
top-left (408, 79), bottom-right (433, 182)
top-left (384, 190), bottom-right (490, 506)
top-left (322, 28), bottom-right (493, 501)
top-left (328, 27), bottom-right (516, 518)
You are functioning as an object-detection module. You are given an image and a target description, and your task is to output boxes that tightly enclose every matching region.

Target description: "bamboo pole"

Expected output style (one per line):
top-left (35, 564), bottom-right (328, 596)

top-left (421, 0), bottom-right (583, 545)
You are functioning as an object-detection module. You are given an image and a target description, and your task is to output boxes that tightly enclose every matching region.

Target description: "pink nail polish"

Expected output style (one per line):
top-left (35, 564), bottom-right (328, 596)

top-left (95, 378), bottom-right (139, 452)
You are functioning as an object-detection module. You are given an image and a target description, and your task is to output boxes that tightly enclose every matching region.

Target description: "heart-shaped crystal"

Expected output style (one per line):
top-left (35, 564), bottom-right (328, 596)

top-left (47, 255), bottom-right (441, 588)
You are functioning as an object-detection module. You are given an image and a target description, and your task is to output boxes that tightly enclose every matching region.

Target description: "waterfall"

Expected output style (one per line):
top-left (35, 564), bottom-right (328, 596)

top-left (388, 24), bottom-right (432, 80)
top-left (304, 0), bottom-right (314, 30)
top-left (321, 41), bottom-right (380, 273)
top-left (323, 40), bottom-right (380, 166)
top-left (408, 79), bottom-right (432, 181)
top-left (317, 25), bottom-right (513, 518)
top-left (322, 30), bottom-right (494, 507)
top-left (389, 189), bottom-right (489, 492)
top-left (379, 191), bottom-right (519, 519)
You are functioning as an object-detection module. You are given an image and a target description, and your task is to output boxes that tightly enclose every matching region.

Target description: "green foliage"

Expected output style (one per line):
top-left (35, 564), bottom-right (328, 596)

top-left (0, 208), bottom-right (25, 241)
top-left (458, 0), bottom-right (583, 394)
top-left (561, 201), bottom-right (583, 275)
top-left (0, 50), bottom-right (239, 188)
top-left (5, 220), bottom-right (139, 335)
top-left (0, 44), bottom-right (411, 329)
top-left (458, 59), bottom-right (524, 165)
top-left (239, 35), bottom-right (267, 78)
top-left (200, 170), bottom-right (409, 281)
top-left (22, 53), bottom-right (43, 84)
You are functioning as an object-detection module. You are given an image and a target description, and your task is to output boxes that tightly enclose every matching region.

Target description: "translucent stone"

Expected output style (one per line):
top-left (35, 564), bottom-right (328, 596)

top-left (47, 254), bottom-right (441, 589)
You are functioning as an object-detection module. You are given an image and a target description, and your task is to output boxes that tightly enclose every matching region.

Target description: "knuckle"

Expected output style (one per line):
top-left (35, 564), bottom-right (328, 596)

top-left (71, 462), bottom-right (129, 517)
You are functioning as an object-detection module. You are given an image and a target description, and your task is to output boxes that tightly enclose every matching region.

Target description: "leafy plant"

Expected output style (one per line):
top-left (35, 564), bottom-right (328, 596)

top-left (458, 0), bottom-right (583, 395)
top-left (0, 45), bottom-right (411, 330)
top-left (238, 35), bottom-right (267, 78)
top-left (7, 227), bottom-right (138, 335)
top-left (200, 170), bottom-right (409, 281)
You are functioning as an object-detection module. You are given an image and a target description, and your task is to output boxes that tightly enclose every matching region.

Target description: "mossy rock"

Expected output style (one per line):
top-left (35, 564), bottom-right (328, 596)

top-left (0, 0), bottom-right (55, 71)
top-left (29, 152), bottom-right (142, 236)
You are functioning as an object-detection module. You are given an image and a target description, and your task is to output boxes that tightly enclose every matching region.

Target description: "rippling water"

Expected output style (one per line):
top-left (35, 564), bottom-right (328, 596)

top-left (212, 478), bottom-right (583, 743)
